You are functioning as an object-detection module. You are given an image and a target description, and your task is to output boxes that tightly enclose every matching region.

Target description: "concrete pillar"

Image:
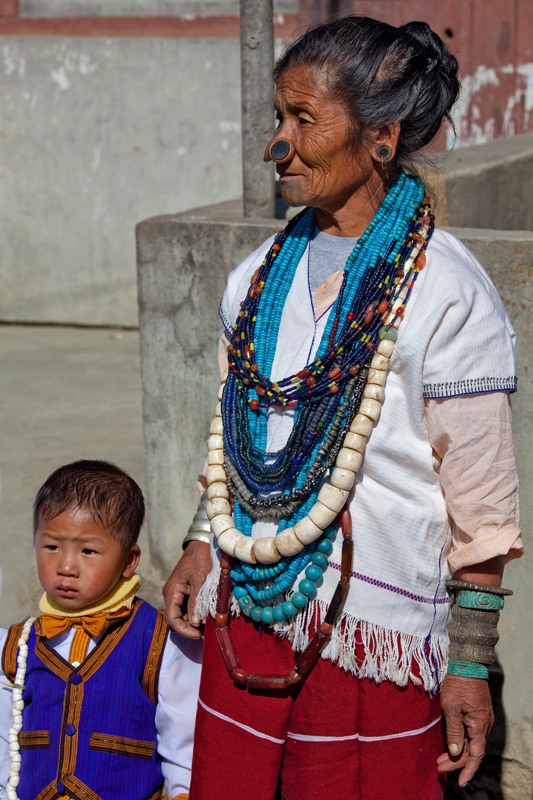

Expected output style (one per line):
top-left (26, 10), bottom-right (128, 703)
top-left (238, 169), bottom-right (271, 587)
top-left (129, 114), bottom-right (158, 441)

top-left (240, 0), bottom-right (276, 218)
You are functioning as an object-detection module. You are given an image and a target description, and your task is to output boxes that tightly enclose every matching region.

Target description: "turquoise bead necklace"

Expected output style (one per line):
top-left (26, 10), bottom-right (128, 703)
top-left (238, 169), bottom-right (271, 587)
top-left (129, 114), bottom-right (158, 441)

top-left (222, 172), bottom-right (433, 625)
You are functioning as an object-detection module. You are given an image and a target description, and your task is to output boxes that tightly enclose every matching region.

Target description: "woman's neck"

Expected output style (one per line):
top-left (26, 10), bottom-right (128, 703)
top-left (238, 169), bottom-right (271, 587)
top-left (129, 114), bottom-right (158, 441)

top-left (314, 170), bottom-right (389, 237)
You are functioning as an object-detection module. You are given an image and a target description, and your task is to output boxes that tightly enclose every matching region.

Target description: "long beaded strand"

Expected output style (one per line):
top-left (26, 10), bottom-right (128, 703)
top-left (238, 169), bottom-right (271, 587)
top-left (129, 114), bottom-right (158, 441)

top-left (5, 617), bottom-right (35, 800)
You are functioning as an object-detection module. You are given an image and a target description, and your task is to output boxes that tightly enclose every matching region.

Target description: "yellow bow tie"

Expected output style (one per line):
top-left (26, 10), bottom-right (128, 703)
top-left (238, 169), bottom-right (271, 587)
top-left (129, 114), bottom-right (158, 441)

top-left (36, 607), bottom-right (131, 641)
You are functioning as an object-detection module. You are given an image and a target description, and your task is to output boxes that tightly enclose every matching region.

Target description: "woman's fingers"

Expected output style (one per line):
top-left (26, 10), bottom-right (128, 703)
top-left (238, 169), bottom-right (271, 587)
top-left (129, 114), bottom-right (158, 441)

top-left (163, 541), bottom-right (212, 638)
top-left (438, 674), bottom-right (494, 785)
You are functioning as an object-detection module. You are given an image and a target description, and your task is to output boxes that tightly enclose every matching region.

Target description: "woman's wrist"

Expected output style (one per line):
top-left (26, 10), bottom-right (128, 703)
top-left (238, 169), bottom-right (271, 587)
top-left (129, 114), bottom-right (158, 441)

top-left (446, 579), bottom-right (512, 679)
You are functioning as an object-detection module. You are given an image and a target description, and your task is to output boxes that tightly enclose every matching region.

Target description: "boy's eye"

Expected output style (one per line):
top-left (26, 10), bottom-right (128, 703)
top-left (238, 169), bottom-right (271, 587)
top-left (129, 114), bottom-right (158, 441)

top-left (82, 548), bottom-right (97, 555)
top-left (44, 545), bottom-right (58, 551)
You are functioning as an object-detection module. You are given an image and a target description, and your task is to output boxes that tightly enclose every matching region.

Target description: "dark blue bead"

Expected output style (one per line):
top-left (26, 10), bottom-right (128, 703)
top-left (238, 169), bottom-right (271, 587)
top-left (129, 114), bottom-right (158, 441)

top-left (70, 673), bottom-right (82, 685)
top-left (65, 724), bottom-right (76, 736)
top-left (57, 782), bottom-right (65, 794)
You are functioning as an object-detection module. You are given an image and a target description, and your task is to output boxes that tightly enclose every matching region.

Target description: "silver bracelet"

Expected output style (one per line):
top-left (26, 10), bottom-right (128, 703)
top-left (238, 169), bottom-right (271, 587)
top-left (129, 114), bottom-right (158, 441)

top-left (182, 491), bottom-right (211, 549)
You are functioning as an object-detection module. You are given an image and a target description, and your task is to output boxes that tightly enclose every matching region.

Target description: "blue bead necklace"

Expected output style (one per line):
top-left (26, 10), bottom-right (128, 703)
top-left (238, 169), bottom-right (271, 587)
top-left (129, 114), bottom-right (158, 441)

top-left (222, 172), bottom-right (434, 624)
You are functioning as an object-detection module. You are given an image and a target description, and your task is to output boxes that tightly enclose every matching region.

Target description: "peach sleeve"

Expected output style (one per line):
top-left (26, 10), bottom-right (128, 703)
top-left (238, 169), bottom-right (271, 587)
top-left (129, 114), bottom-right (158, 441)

top-left (426, 391), bottom-right (523, 572)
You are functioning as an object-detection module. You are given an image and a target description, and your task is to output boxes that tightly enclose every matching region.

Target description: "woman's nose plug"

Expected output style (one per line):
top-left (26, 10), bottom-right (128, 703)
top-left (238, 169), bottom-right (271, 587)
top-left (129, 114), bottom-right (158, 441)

top-left (268, 139), bottom-right (292, 162)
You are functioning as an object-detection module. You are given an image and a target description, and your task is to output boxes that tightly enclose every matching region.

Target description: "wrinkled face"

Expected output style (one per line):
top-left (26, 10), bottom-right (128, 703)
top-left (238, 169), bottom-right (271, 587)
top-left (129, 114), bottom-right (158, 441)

top-left (35, 507), bottom-right (139, 610)
top-left (268, 64), bottom-right (374, 212)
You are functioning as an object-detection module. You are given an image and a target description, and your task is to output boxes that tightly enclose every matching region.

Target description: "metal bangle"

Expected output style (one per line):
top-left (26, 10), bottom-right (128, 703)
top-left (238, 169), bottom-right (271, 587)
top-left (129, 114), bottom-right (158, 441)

top-left (182, 491), bottom-right (211, 550)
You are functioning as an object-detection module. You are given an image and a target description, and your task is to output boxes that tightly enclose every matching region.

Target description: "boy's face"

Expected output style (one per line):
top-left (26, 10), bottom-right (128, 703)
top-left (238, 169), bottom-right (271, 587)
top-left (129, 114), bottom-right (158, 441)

top-left (35, 507), bottom-right (140, 610)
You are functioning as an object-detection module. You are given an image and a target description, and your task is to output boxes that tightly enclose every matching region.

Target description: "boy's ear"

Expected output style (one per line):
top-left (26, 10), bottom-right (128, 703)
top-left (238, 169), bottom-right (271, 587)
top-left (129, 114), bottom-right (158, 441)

top-left (122, 544), bottom-right (141, 577)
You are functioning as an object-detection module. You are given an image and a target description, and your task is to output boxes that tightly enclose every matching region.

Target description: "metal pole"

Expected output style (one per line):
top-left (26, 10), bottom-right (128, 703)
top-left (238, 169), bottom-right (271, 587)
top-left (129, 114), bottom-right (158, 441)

top-left (240, 0), bottom-right (276, 218)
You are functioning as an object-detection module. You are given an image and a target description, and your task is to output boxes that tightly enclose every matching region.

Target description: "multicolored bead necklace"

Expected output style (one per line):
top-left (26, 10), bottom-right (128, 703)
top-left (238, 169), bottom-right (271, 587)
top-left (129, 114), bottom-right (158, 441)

top-left (205, 172), bottom-right (434, 628)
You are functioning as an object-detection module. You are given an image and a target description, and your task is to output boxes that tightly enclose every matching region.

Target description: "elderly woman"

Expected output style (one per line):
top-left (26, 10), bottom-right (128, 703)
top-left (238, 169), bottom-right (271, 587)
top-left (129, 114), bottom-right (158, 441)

top-left (164, 16), bottom-right (522, 800)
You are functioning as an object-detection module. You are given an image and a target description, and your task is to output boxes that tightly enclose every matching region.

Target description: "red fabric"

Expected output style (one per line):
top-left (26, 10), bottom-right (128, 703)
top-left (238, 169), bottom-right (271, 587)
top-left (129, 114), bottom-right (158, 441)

top-left (190, 616), bottom-right (445, 800)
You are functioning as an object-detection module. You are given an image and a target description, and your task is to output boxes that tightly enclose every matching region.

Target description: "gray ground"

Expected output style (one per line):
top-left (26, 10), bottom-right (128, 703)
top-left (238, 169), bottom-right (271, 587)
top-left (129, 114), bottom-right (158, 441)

top-left (0, 323), bottom-right (160, 627)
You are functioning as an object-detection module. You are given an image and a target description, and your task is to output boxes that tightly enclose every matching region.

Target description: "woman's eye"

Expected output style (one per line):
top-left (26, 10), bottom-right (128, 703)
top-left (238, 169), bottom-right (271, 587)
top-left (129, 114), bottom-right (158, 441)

top-left (298, 116), bottom-right (310, 125)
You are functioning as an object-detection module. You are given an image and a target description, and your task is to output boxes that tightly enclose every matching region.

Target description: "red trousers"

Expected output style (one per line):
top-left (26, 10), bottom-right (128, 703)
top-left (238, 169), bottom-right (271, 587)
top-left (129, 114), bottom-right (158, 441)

top-left (190, 616), bottom-right (446, 800)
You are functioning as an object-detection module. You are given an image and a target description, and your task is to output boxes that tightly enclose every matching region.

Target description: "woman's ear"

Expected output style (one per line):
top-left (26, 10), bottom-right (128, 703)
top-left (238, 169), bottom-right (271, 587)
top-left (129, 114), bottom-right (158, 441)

top-left (368, 122), bottom-right (401, 166)
top-left (122, 544), bottom-right (141, 577)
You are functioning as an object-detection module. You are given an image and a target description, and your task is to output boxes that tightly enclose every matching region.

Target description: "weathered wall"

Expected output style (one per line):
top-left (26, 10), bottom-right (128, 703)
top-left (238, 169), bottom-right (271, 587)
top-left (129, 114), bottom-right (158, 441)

top-left (19, 1), bottom-right (297, 16)
top-left (0, 36), bottom-right (243, 326)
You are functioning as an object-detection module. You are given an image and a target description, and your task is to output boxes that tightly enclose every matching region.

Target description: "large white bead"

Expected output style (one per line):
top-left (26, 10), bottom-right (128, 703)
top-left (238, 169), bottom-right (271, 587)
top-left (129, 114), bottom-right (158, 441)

top-left (349, 414), bottom-right (374, 436)
top-left (6, 785), bottom-right (17, 800)
top-left (9, 741), bottom-right (19, 752)
top-left (370, 353), bottom-right (390, 370)
top-left (317, 484), bottom-right (349, 513)
top-left (8, 774), bottom-right (19, 788)
top-left (207, 482), bottom-right (230, 500)
top-left (216, 528), bottom-right (243, 556)
top-left (336, 448), bottom-right (363, 472)
top-left (363, 384), bottom-right (385, 402)
top-left (293, 516), bottom-right (323, 544)
top-left (210, 514), bottom-right (235, 538)
top-left (234, 536), bottom-right (257, 564)
top-left (215, 401), bottom-right (222, 417)
top-left (308, 501), bottom-right (338, 530)
top-left (209, 417), bottom-right (223, 435)
top-left (367, 368), bottom-right (387, 386)
top-left (10, 759), bottom-right (21, 771)
top-left (275, 527), bottom-right (305, 556)
top-left (330, 467), bottom-right (356, 492)
top-left (10, 752), bottom-right (20, 763)
top-left (208, 449), bottom-right (224, 466)
top-left (343, 431), bottom-right (366, 452)
top-left (206, 497), bottom-right (231, 520)
top-left (13, 715), bottom-right (22, 726)
top-left (359, 398), bottom-right (381, 421)
top-left (206, 465), bottom-right (226, 485)
top-left (208, 434), bottom-right (224, 451)
top-left (221, 366), bottom-right (229, 382)
top-left (376, 338), bottom-right (395, 357)
top-left (253, 537), bottom-right (280, 564)
top-left (7, 733), bottom-right (17, 743)
top-left (218, 383), bottom-right (224, 400)
top-left (13, 700), bottom-right (24, 711)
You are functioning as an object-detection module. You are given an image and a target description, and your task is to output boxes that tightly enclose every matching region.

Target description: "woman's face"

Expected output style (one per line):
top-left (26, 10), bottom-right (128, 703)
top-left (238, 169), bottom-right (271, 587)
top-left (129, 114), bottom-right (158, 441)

top-left (269, 64), bottom-right (379, 222)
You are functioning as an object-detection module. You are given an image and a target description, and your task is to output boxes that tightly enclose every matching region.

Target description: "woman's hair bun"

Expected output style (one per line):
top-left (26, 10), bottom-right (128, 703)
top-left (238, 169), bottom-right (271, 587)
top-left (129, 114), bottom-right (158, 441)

top-left (274, 16), bottom-right (461, 162)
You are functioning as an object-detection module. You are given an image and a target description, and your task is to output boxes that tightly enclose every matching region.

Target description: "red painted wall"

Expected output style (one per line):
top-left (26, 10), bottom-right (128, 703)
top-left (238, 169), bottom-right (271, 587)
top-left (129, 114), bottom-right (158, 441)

top-left (298, 0), bottom-right (533, 147)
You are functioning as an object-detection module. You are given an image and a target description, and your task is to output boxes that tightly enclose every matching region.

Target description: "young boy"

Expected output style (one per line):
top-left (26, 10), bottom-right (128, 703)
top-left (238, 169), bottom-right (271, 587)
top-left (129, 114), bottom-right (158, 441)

top-left (0, 460), bottom-right (202, 800)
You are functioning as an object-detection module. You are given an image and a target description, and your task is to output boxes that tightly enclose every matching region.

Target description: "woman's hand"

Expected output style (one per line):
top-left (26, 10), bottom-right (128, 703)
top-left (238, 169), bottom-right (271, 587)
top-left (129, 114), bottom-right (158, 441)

top-left (437, 674), bottom-right (494, 786)
top-left (163, 541), bottom-right (212, 638)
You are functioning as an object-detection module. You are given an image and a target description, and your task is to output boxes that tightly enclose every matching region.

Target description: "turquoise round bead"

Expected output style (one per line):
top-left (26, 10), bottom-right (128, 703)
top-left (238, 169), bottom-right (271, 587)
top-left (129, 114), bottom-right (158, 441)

top-left (251, 606), bottom-right (263, 623)
top-left (317, 539), bottom-right (333, 555)
top-left (305, 564), bottom-right (323, 582)
top-left (299, 579), bottom-right (316, 596)
top-left (237, 594), bottom-right (252, 609)
top-left (261, 606), bottom-right (274, 623)
top-left (273, 604), bottom-right (286, 621)
top-left (291, 592), bottom-right (308, 609)
top-left (233, 586), bottom-right (248, 599)
top-left (241, 601), bottom-right (254, 617)
top-left (282, 600), bottom-right (298, 617)
top-left (311, 552), bottom-right (328, 568)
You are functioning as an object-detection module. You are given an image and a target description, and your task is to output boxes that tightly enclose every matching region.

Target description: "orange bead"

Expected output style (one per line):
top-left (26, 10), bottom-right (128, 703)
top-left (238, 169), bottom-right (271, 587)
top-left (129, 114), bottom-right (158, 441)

top-left (329, 366), bottom-right (340, 379)
top-left (415, 253), bottom-right (427, 270)
top-left (377, 300), bottom-right (389, 314)
top-left (306, 376), bottom-right (316, 388)
top-left (272, 243), bottom-right (281, 253)
top-left (251, 363), bottom-right (259, 372)
top-left (396, 306), bottom-right (404, 316)
top-left (364, 311), bottom-right (374, 325)
top-left (249, 399), bottom-right (259, 410)
top-left (330, 383), bottom-right (339, 393)
top-left (250, 268), bottom-right (260, 285)
top-left (298, 367), bottom-right (310, 379)
top-left (244, 345), bottom-right (252, 362)
top-left (256, 385), bottom-right (266, 396)
top-left (349, 366), bottom-right (359, 376)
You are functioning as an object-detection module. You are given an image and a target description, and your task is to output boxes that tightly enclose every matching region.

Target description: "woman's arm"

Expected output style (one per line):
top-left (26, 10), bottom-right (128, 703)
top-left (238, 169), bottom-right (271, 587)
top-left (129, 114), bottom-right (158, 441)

top-left (426, 391), bottom-right (520, 786)
top-left (437, 555), bottom-right (503, 786)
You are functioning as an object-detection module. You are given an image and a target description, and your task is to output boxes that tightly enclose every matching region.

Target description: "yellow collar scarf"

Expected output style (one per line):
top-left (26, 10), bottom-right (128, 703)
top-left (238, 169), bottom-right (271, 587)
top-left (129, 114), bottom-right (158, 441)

top-left (37, 575), bottom-right (141, 640)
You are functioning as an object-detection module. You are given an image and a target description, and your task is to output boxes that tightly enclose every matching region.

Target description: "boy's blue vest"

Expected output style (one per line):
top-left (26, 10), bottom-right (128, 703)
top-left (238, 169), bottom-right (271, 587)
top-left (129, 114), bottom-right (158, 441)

top-left (3, 599), bottom-right (168, 800)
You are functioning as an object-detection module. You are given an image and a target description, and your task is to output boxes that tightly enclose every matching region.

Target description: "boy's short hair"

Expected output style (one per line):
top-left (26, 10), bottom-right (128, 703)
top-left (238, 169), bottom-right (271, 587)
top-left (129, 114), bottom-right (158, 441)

top-left (34, 460), bottom-right (145, 551)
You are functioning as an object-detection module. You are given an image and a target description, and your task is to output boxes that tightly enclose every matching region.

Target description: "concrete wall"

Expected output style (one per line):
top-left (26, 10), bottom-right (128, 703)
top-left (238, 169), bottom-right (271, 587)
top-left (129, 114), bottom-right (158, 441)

top-left (136, 204), bottom-right (533, 798)
top-left (0, 36), bottom-right (243, 326)
top-left (20, 1), bottom-right (297, 16)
